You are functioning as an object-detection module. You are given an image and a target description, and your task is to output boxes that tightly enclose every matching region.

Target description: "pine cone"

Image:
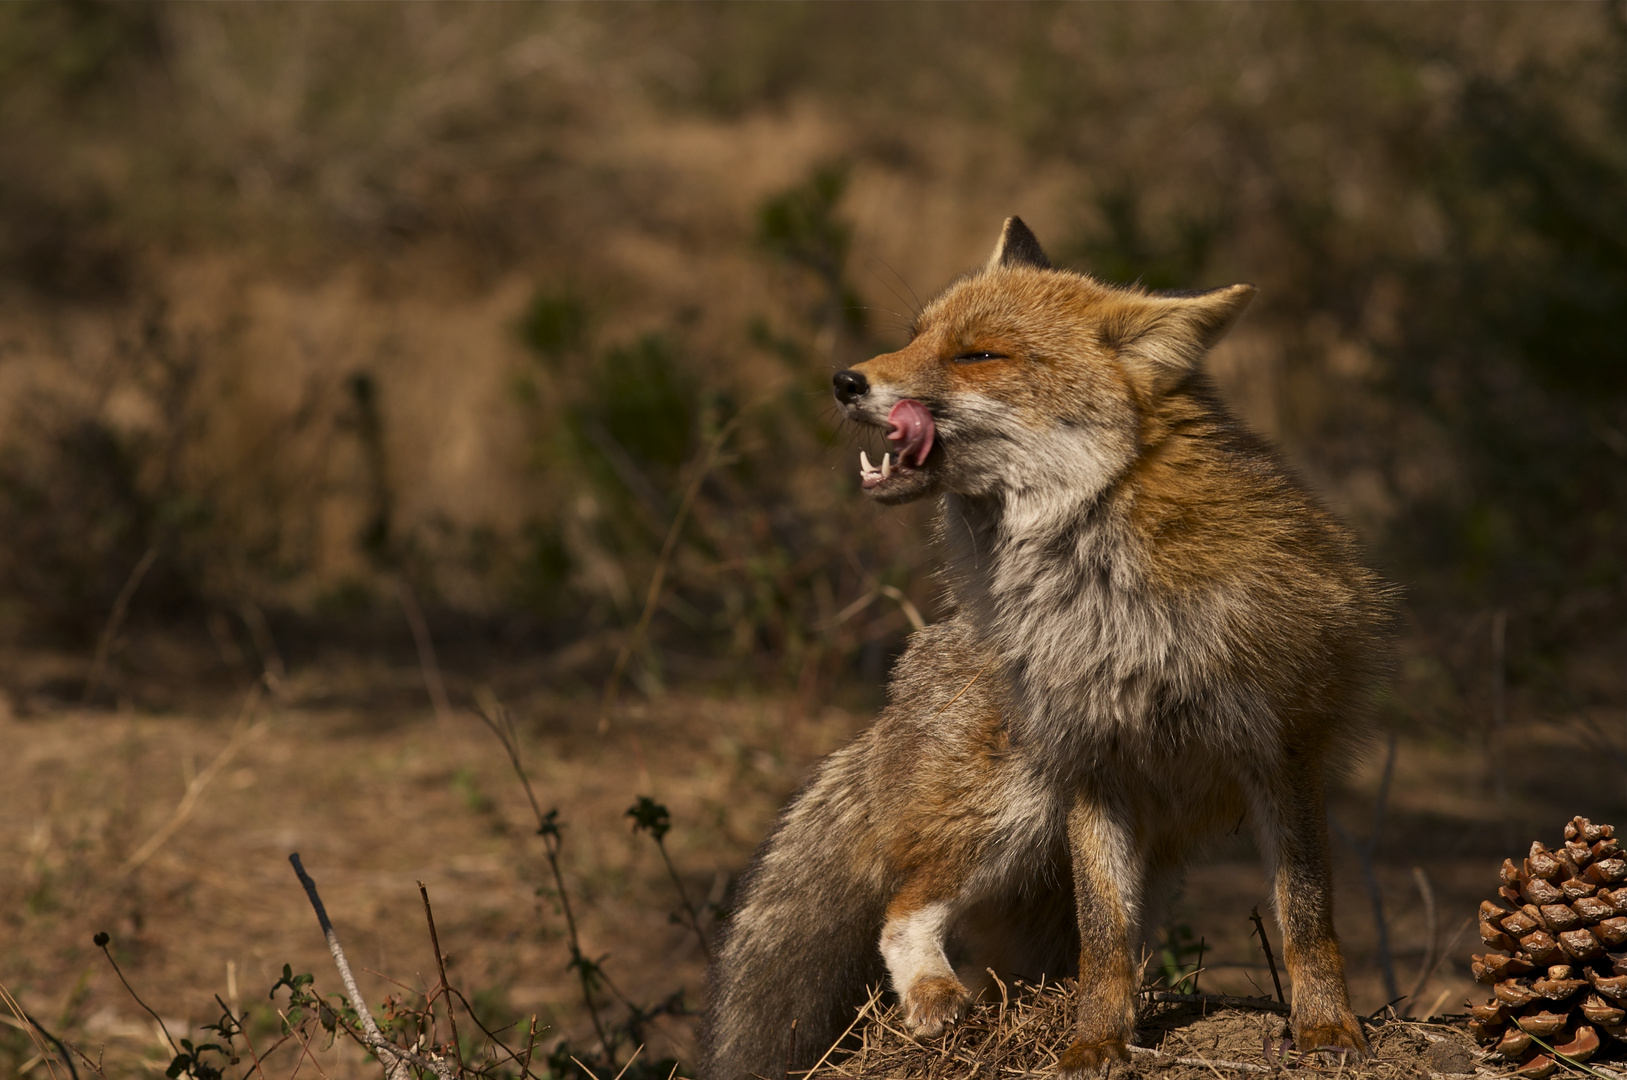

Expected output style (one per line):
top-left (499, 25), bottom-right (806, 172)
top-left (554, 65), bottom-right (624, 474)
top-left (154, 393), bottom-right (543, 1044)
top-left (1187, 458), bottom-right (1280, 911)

top-left (1470, 817), bottom-right (1627, 1078)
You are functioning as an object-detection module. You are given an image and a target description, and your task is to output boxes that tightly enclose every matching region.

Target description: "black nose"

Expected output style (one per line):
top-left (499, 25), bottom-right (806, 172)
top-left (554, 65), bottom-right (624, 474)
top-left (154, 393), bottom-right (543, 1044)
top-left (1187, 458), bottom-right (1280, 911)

top-left (833, 369), bottom-right (869, 404)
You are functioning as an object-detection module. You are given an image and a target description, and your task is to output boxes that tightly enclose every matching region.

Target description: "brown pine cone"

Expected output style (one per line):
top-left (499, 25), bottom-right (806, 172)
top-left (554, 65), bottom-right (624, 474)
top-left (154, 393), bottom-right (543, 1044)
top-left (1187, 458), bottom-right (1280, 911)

top-left (1471, 817), bottom-right (1626, 1078)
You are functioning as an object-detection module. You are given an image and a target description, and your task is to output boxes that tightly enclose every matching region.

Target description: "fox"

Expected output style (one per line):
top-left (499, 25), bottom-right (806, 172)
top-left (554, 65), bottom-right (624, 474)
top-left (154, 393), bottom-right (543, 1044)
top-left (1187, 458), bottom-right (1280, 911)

top-left (702, 217), bottom-right (1395, 1079)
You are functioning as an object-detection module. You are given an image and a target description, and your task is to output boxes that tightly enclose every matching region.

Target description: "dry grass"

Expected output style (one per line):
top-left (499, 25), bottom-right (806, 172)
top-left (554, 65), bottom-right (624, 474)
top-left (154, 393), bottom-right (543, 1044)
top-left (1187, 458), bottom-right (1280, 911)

top-left (804, 982), bottom-right (1492, 1080)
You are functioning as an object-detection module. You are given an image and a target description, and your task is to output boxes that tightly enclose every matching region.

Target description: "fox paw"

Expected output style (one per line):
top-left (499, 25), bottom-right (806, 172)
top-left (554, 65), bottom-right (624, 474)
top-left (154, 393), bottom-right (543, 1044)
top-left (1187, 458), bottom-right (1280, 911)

top-left (901, 975), bottom-right (970, 1039)
top-left (1293, 1018), bottom-right (1371, 1060)
top-left (1057, 1036), bottom-right (1131, 1077)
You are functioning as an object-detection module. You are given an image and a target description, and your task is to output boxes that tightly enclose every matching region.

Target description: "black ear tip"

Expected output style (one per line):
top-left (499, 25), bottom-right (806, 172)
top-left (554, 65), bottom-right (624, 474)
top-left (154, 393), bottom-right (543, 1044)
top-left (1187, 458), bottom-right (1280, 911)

top-left (992, 217), bottom-right (1051, 270)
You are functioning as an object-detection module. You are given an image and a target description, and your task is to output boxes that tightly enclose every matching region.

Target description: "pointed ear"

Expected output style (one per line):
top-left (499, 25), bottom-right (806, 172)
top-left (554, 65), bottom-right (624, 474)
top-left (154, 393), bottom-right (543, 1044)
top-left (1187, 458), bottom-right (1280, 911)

top-left (1108, 283), bottom-right (1256, 389)
top-left (985, 216), bottom-right (1051, 272)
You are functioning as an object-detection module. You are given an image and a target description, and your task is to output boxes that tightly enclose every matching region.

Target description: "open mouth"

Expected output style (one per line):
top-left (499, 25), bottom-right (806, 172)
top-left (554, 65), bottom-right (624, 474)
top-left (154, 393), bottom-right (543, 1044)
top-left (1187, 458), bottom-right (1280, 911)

top-left (857, 398), bottom-right (936, 493)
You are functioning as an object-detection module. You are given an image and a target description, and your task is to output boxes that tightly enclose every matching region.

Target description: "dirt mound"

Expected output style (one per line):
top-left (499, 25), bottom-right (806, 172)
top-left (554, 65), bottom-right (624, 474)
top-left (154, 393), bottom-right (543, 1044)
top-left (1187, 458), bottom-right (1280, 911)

top-left (808, 983), bottom-right (1489, 1080)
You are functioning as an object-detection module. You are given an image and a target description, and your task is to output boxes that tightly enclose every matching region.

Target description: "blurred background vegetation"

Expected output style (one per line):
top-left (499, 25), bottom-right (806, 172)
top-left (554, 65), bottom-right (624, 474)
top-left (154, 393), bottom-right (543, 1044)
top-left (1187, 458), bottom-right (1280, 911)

top-left (0, 1), bottom-right (1624, 740)
top-left (6, 6), bottom-right (1627, 1074)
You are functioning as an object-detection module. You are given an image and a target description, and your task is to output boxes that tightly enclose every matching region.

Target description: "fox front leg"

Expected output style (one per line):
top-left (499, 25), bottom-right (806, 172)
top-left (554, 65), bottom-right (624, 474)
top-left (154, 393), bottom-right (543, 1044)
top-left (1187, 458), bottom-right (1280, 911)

top-left (1057, 795), bottom-right (1141, 1077)
top-left (878, 886), bottom-right (971, 1038)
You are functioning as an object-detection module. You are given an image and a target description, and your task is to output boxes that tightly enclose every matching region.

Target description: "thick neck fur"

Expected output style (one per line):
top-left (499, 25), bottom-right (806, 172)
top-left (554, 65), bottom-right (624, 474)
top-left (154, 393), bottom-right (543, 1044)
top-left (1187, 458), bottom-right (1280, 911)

top-left (934, 386), bottom-right (1278, 777)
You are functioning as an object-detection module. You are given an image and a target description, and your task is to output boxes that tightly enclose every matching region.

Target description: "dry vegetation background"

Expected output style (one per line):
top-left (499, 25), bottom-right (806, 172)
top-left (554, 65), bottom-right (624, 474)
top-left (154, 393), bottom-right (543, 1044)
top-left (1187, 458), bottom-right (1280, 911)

top-left (3, 3), bottom-right (1627, 1077)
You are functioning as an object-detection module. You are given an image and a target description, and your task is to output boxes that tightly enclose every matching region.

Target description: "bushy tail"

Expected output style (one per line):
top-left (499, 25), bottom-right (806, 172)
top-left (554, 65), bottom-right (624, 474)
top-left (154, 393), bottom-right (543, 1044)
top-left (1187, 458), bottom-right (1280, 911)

top-left (703, 741), bottom-right (891, 1080)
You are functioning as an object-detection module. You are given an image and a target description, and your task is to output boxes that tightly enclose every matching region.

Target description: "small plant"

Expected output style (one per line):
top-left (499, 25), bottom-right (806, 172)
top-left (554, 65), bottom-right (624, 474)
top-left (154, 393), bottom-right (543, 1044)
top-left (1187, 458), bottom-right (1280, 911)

top-left (627, 796), bottom-right (712, 962)
top-left (1158, 921), bottom-right (1204, 995)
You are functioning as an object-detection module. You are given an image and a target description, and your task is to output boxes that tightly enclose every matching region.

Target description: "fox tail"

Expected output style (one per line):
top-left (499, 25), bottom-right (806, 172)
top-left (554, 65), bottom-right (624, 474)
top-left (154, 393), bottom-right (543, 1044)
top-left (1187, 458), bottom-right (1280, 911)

top-left (702, 742), bottom-right (889, 1080)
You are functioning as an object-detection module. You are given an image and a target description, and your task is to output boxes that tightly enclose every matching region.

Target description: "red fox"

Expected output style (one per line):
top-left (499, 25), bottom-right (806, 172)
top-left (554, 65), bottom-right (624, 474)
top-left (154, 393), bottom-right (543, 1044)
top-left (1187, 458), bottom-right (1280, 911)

top-left (703, 218), bottom-right (1394, 1078)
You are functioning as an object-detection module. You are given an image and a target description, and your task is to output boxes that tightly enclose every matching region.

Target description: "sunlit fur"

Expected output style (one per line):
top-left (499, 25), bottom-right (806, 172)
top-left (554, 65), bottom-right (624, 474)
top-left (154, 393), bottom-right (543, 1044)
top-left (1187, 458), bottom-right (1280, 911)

top-left (703, 219), bottom-right (1395, 1079)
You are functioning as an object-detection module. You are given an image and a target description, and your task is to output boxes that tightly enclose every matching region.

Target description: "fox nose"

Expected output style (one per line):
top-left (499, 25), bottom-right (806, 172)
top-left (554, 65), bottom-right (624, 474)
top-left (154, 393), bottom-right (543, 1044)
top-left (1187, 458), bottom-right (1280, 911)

top-left (832, 369), bottom-right (869, 404)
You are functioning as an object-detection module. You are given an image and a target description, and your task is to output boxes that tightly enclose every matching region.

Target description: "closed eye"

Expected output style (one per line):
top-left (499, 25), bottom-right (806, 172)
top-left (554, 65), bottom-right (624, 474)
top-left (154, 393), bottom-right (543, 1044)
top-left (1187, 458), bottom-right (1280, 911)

top-left (952, 351), bottom-right (1007, 364)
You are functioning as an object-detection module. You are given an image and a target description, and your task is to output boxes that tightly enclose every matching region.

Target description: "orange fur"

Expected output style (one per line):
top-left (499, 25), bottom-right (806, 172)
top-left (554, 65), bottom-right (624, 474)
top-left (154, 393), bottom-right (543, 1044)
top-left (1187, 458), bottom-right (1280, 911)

top-left (703, 218), bottom-right (1391, 1079)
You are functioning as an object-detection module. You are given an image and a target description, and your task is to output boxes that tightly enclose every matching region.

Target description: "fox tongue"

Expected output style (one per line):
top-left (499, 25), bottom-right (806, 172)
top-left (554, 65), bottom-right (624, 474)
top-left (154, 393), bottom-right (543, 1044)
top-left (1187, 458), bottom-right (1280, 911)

top-left (886, 399), bottom-right (935, 468)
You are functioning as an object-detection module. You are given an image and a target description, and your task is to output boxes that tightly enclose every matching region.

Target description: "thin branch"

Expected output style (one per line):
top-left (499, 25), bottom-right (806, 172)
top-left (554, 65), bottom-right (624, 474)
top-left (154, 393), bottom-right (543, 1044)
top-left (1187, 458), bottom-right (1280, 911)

top-left (0, 982), bottom-right (74, 1080)
top-left (83, 545), bottom-right (159, 704)
top-left (473, 689), bottom-right (547, 829)
top-left (92, 933), bottom-right (179, 1057)
top-left (399, 579), bottom-right (455, 730)
top-left (419, 883), bottom-right (466, 1078)
top-left (875, 584), bottom-right (925, 632)
top-left (472, 688), bottom-right (612, 1061)
top-left (600, 419), bottom-right (738, 733)
top-left (238, 601), bottom-right (287, 693)
top-left (118, 681), bottom-right (269, 877)
top-left (1247, 908), bottom-right (1285, 1005)
top-left (1406, 866), bottom-right (1439, 1006)
top-left (1489, 608), bottom-right (1511, 847)
top-left (654, 835), bottom-right (711, 962)
top-left (446, 988), bottom-right (545, 1080)
top-left (1148, 991), bottom-right (1290, 1016)
top-left (287, 853), bottom-right (452, 1080)
top-left (795, 987), bottom-right (882, 1079)
top-left (1330, 732), bottom-right (1401, 1003)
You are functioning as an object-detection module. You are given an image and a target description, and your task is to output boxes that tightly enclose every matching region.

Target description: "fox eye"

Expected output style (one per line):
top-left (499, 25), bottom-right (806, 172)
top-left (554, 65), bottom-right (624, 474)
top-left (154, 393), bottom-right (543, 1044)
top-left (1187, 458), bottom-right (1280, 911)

top-left (952, 351), bottom-right (1007, 364)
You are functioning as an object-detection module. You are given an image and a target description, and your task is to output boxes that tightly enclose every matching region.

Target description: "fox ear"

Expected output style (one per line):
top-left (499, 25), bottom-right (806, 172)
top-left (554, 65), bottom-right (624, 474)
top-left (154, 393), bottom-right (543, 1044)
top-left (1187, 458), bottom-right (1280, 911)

top-left (1109, 283), bottom-right (1256, 387)
top-left (985, 216), bottom-right (1051, 271)
top-left (1171, 283), bottom-right (1256, 352)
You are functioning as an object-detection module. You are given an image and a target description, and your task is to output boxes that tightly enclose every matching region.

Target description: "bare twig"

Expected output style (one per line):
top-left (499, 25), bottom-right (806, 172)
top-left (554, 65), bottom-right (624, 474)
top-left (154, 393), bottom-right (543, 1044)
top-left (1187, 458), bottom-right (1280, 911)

top-left (399, 579), bottom-right (455, 730)
top-left (287, 853), bottom-right (452, 1080)
top-left (1248, 907), bottom-right (1286, 1005)
top-left (82, 545), bottom-right (159, 704)
top-left (473, 687), bottom-right (612, 1062)
top-left (1171, 1034), bottom-right (1269, 1073)
top-left (1330, 731), bottom-right (1401, 1003)
top-left (92, 932), bottom-right (180, 1057)
top-left (821, 583), bottom-right (927, 634)
top-left (0, 982), bottom-right (74, 1080)
top-left (600, 418), bottom-right (738, 733)
top-left (611, 1043), bottom-right (644, 1080)
top-left (419, 883), bottom-right (466, 1078)
top-left (1525, 1031), bottom-right (1621, 1080)
top-left (473, 689), bottom-right (547, 827)
top-left (521, 1015), bottom-right (540, 1078)
top-left (238, 601), bottom-right (287, 693)
top-left (445, 987), bottom-right (546, 1080)
top-left (796, 987), bottom-right (882, 1080)
top-left (1406, 866), bottom-right (1439, 1006)
top-left (117, 681), bottom-right (269, 877)
top-left (1490, 609), bottom-right (1511, 847)
top-left (1149, 991), bottom-right (1291, 1016)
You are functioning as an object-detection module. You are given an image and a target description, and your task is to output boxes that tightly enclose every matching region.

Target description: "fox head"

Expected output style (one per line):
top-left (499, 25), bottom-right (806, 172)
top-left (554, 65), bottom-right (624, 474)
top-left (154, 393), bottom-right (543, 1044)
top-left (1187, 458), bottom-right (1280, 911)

top-left (833, 217), bottom-right (1254, 507)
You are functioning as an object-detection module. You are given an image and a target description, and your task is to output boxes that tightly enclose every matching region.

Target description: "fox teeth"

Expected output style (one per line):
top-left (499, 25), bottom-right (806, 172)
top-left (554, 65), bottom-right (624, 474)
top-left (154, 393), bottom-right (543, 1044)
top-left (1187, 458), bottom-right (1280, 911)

top-left (860, 450), bottom-right (875, 475)
top-left (882, 453), bottom-right (892, 478)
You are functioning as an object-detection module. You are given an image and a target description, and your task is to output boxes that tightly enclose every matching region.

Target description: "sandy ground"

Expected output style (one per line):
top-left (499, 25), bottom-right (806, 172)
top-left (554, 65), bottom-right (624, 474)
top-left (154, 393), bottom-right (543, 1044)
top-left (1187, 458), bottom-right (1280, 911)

top-left (2, 656), bottom-right (1619, 1077)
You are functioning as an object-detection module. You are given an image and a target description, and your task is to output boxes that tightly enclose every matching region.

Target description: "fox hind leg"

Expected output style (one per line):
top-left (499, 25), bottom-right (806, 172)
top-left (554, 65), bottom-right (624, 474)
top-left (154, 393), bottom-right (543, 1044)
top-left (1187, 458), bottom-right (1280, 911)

top-left (1252, 771), bottom-right (1370, 1058)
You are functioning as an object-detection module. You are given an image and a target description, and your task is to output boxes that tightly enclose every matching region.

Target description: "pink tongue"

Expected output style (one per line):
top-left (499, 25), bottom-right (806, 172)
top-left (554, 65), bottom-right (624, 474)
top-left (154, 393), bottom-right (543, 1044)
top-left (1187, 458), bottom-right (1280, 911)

top-left (886, 399), bottom-right (936, 467)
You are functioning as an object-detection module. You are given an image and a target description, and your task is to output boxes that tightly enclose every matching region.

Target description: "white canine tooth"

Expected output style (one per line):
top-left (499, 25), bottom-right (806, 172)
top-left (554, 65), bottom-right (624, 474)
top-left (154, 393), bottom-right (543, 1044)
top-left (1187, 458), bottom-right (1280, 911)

top-left (860, 450), bottom-right (874, 474)
top-left (882, 453), bottom-right (892, 478)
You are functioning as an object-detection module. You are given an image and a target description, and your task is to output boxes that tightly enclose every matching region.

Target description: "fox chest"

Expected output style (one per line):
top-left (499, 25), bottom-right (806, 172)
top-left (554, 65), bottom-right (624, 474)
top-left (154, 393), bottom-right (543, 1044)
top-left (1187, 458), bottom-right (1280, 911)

top-left (971, 554), bottom-right (1258, 760)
